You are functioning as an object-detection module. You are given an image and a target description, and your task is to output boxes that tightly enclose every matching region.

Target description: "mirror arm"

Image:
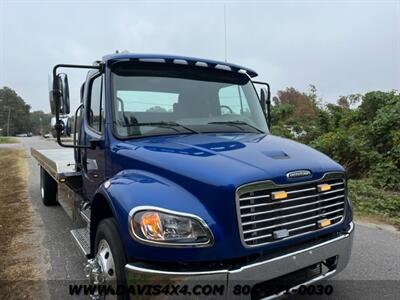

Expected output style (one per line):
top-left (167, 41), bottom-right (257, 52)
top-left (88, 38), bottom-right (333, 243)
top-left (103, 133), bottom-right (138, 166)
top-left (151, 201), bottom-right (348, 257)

top-left (52, 63), bottom-right (102, 149)
top-left (53, 101), bottom-right (91, 149)
top-left (73, 104), bottom-right (85, 147)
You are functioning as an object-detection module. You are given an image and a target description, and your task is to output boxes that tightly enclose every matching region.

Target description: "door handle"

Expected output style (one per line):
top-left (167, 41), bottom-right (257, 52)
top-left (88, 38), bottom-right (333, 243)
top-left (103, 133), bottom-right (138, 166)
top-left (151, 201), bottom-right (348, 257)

top-left (89, 139), bottom-right (101, 149)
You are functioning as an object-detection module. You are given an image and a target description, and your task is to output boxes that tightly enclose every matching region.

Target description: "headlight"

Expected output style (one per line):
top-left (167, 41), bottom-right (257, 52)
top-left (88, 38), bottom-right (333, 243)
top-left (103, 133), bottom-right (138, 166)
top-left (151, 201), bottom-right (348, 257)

top-left (129, 207), bottom-right (213, 247)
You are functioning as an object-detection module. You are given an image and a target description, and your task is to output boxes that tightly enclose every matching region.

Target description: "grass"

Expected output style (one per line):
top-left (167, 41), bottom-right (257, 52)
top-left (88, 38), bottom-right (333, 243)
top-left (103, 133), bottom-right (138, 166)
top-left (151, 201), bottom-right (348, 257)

top-left (0, 136), bottom-right (18, 144)
top-left (349, 179), bottom-right (400, 227)
top-left (0, 149), bottom-right (46, 298)
top-left (0, 149), bottom-right (29, 278)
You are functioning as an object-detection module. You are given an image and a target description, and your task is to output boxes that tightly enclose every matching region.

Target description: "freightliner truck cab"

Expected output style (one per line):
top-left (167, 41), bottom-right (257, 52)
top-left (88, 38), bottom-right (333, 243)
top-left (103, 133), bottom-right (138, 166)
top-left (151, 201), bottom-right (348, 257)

top-left (32, 53), bottom-right (354, 300)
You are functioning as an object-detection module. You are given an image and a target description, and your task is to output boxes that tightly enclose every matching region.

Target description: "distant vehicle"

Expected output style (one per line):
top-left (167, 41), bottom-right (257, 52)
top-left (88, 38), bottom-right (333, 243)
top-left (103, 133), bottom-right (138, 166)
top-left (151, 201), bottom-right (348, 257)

top-left (16, 133), bottom-right (29, 137)
top-left (32, 54), bottom-right (354, 299)
top-left (27, 132), bottom-right (33, 137)
top-left (43, 133), bottom-right (51, 138)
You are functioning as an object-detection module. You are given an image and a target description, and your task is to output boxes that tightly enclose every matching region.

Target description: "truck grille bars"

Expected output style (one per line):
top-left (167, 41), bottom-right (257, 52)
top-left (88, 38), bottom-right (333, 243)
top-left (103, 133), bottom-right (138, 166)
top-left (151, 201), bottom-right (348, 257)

top-left (236, 173), bottom-right (346, 247)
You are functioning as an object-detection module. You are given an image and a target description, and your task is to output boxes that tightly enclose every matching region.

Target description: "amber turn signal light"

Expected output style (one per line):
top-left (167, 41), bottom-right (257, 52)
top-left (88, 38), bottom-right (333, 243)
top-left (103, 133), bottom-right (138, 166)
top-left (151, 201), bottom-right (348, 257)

top-left (140, 212), bottom-right (164, 240)
top-left (318, 218), bottom-right (331, 228)
top-left (272, 191), bottom-right (287, 200)
top-left (317, 184), bottom-right (331, 192)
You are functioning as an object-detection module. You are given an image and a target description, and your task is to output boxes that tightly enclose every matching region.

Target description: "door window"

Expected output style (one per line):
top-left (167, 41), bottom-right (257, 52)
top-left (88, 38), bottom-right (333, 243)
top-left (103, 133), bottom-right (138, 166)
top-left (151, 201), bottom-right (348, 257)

top-left (88, 76), bottom-right (103, 132)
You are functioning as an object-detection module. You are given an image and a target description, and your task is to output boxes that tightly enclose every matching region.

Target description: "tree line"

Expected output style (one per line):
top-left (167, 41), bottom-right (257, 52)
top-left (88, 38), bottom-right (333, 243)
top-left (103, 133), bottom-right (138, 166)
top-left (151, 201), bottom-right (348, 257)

top-left (0, 87), bottom-right (52, 136)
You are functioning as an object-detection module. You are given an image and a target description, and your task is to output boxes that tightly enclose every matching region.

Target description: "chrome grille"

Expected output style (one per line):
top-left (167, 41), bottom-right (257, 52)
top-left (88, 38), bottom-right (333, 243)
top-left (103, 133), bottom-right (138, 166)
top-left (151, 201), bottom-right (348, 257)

top-left (237, 174), bottom-right (346, 247)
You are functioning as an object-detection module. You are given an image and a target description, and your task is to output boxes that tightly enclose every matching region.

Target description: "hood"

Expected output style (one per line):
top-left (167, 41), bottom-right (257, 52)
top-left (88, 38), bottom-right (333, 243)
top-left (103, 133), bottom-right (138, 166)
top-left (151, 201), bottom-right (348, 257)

top-left (110, 133), bottom-right (347, 262)
top-left (111, 133), bottom-right (344, 188)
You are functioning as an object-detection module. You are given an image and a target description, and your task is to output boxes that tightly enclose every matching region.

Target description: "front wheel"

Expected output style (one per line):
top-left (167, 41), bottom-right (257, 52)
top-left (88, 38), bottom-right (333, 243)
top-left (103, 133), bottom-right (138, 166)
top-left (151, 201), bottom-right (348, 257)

top-left (94, 218), bottom-right (129, 300)
top-left (40, 167), bottom-right (58, 206)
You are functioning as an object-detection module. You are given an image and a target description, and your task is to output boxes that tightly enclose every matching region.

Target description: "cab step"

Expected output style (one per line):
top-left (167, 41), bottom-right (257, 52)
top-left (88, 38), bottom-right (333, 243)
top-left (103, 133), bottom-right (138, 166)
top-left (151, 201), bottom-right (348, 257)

top-left (71, 227), bottom-right (90, 256)
top-left (80, 207), bottom-right (91, 224)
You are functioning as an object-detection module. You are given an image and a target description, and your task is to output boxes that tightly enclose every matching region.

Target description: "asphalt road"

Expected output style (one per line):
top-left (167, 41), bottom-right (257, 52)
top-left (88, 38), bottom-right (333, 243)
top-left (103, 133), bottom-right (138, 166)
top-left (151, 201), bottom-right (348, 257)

top-left (14, 137), bottom-right (87, 299)
top-left (10, 136), bottom-right (400, 299)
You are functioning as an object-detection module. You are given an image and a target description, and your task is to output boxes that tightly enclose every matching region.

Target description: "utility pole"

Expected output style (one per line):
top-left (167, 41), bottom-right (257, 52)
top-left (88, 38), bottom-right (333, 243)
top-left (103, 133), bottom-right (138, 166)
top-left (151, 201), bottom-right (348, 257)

top-left (6, 107), bottom-right (11, 136)
top-left (39, 117), bottom-right (43, 136)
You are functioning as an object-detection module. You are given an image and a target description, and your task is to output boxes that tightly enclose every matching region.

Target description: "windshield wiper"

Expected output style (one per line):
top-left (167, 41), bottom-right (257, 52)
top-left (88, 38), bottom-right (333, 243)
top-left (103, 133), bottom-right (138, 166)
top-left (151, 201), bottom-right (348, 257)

top-left (208, 121), bottom-right (264, 133)
top-left (121, 121), bottom-right (200, 134)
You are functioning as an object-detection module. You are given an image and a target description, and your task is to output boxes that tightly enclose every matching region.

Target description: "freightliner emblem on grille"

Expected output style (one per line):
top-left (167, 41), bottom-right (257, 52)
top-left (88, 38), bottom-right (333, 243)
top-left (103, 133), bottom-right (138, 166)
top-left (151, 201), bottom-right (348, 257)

top-left (286, 170), bottom-right (312, 179)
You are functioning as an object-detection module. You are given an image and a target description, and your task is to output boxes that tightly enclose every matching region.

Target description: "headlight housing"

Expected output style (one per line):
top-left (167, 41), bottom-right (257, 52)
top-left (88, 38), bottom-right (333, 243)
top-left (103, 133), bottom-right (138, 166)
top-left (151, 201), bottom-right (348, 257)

top-left (129, 207), bottom-right (213, 247)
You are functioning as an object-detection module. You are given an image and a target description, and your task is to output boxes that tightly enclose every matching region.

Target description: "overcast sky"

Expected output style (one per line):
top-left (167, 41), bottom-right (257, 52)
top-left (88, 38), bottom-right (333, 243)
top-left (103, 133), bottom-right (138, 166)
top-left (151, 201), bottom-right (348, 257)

top-left (0, 0), bottom-right (399, 112)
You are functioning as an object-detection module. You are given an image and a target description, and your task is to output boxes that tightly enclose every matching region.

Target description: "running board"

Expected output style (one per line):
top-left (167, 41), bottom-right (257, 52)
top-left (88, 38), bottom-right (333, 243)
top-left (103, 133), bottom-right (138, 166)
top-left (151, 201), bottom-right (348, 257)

top-left (71, 227), bottom-right (90, 257)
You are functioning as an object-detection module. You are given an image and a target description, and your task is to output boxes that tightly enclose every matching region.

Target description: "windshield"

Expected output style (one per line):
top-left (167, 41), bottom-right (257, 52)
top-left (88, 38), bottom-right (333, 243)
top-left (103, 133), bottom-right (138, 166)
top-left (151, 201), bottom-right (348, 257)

top-left (111, 68), bottom-right (268, 138)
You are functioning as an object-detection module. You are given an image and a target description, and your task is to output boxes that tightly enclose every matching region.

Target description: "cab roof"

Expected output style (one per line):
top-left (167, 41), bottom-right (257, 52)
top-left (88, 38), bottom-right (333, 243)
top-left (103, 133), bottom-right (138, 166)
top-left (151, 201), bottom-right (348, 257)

top-left (102, 53), bottom-right (258, 78)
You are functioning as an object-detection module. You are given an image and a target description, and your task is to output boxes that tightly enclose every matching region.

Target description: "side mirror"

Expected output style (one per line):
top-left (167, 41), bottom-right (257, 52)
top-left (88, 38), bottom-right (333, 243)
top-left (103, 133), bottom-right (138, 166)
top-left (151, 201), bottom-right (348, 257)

top-left (260, 87), bottom-right (272, 128)
top-left (49, 73), bottom-right (70, 115)
top-left (260, 88), bottom-right (267, 112)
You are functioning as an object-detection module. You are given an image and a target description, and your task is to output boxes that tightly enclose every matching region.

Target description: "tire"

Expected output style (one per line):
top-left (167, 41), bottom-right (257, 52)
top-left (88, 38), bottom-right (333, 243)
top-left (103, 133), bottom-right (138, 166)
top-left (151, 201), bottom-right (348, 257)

top-left (40, 167), bottom-right (58, 206)
top-left (95, 218), bottom-right (129, 300)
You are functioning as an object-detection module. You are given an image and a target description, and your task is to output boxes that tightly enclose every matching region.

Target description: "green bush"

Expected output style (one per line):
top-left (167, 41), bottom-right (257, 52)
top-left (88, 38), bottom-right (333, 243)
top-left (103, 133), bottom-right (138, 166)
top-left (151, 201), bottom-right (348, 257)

top-left (272, 89), bottom-right (399, 223)
top-left (0, 137), bottom-right (18, 144)
top-left (370, 161), bottom-right (400, 191)
top-left (273, 89), bottom-right (399, 191)
top-left (348, 179), bottom-right (400, 225)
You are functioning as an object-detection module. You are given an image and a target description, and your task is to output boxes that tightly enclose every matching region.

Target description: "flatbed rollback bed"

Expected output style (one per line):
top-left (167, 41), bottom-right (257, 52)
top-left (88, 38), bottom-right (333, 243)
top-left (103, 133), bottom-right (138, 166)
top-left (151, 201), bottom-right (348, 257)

top-left (31, 147), bottom-right (90, 251)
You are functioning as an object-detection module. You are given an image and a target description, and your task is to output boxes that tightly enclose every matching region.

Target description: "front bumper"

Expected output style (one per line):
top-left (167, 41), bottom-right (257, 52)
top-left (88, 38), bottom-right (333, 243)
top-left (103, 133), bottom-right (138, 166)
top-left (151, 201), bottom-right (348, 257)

top-left (125, 222), bottom-right (354, 299)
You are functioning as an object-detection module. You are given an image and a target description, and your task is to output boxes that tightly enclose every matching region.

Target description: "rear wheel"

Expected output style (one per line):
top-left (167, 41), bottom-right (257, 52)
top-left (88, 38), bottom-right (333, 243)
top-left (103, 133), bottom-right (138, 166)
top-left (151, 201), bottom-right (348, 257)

top-left (94, 218), bottom-right (128, 300)
top-left (40, 167), bottom-right (58, 206)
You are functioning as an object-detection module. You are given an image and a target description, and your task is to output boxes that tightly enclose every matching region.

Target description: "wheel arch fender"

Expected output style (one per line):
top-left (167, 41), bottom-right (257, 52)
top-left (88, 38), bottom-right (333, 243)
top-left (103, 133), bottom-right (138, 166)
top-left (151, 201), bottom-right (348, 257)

top-left (90, 169), bottom-right (215, 261)
top-left (89, 187), bottom-right (119, 258)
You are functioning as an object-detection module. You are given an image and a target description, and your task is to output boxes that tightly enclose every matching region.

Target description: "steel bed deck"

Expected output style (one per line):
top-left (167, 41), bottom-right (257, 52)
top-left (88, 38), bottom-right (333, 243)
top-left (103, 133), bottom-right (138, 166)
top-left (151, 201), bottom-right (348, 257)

top-left (31, 147), bottom-right (80, 181)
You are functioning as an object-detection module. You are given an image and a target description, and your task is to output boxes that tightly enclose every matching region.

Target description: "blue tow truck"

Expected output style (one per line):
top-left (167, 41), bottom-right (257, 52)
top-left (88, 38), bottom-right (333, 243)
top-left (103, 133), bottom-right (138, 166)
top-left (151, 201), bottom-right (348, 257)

top-left (31, 53), bottom-right (354, 299)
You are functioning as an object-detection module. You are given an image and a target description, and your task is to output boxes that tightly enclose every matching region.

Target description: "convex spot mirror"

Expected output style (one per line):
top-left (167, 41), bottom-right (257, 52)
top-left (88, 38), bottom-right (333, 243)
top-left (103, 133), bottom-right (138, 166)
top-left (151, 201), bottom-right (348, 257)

top-left (50, 116), bottom-right (71, 137)
top-left (49, 73), bottom-right (70, 115)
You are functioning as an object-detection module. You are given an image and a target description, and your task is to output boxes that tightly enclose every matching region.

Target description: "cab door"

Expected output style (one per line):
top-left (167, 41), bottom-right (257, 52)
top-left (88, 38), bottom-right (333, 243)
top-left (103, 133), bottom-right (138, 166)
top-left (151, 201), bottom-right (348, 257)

top-left (81, 73), bottom-right (106, 201)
